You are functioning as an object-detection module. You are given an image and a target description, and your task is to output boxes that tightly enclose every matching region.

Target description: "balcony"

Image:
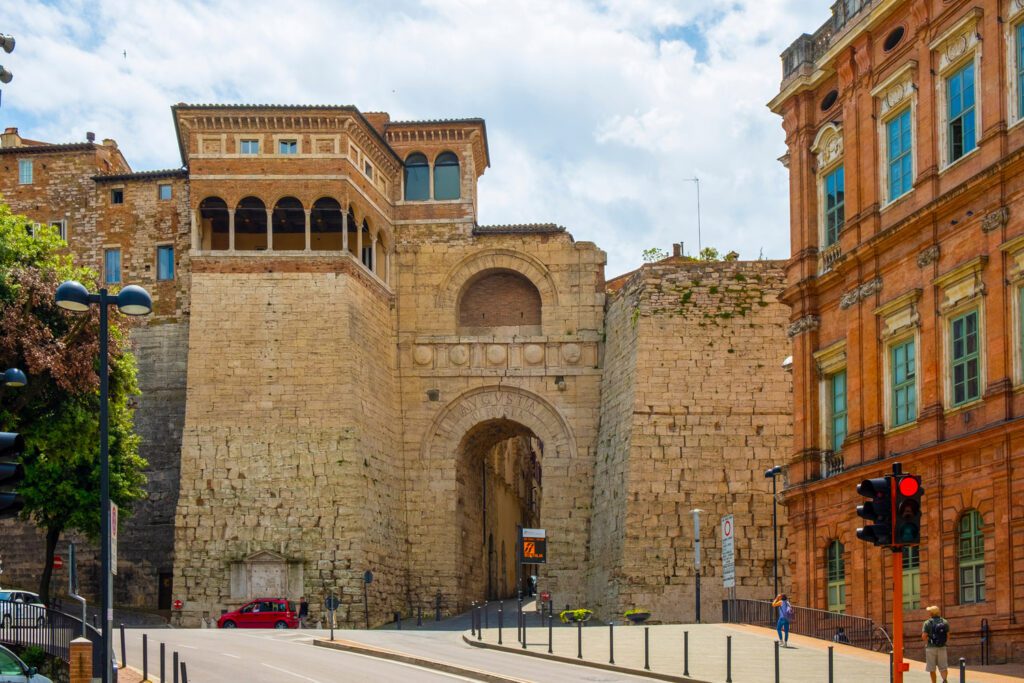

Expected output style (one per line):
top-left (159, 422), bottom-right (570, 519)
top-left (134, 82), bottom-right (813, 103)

top-left (819, 242), bottom-right (842, 274)
top-left (781, 0), bottom-right (875, 81)
top-left (820, 450), bottom-right (845, 479)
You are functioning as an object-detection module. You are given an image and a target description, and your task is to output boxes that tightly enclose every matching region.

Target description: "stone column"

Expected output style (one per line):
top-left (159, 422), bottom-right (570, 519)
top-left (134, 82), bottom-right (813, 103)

top-left (69, 637), bottom-right (92, 683)
top-left (266, 208), bottom-right (274, 251)
top-left (190, 209), bottom-right (199, 251)
top-left (371, 231), bottom-right (378, 273)
top-left (342, 209), bottom-right (349, 252)
top-left (305, 209), bottom-right (312, 251)
top-left (356, 224), bottom-right (363, 267)
top-left (228, 208), bottom-right (236, 251)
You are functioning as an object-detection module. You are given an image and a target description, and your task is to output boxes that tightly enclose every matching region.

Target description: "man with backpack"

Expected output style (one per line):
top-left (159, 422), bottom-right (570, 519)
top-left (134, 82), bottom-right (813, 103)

top-left (921, 605), bottom-right (950, 683)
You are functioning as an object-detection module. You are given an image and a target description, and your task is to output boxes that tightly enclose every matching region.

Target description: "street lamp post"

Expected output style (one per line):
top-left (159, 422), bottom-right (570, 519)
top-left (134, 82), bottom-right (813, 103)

top-left (764, 466), bottom-right (783, 597)
top-left (690, 508), bottom-right (703, 623)
top-left (56, 281), bottom-right (151, 683)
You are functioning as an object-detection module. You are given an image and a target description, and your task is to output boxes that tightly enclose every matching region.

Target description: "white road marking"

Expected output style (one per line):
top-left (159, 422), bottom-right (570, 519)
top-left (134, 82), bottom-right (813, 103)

top-left (261, 662), bottom-right (322, 682)
top-left (327, 649), bottom-right (497, 682)
top-left (220, 652), bottom-right (240, 658)
top-left (176, 644), bottom-right (198, 649)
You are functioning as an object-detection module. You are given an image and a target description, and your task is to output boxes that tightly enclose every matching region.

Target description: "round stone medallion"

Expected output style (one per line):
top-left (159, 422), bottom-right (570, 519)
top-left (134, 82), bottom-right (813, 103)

top-left (449, 345), bottom-right (469, 366)
top-left (486, 344), bottom-right (507, 365)
top-left (523, 344), bottom-right (544, 365)
top-left (562, 343), bottom-right (582, 364)
top-left (412, 345), bottom-right (433, 366)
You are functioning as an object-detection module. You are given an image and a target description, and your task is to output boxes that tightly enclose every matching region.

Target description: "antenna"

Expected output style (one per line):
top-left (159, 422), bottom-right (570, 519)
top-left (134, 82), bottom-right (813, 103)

top-left (683, 177), bottom-right (702, 253)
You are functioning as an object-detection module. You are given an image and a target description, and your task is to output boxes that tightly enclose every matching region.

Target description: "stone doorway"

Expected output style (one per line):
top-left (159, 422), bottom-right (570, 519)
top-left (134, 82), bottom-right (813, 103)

top-left (457, 418), bottom-right (542, 602)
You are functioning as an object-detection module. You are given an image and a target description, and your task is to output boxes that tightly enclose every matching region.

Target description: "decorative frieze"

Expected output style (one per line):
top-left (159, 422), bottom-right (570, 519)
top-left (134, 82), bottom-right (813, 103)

top-left (874, 289), bottom-right (923, 339)
top-left (787, 315), bottom-right (821, 338)
top-left (933, 256), bottom-right (987, 312)
top-left (408, 339), bottom-right (599, 373)
top-left (839, 277), bottom-right (883, 310)
top-left (981, 207), bottom-right (1009, 233)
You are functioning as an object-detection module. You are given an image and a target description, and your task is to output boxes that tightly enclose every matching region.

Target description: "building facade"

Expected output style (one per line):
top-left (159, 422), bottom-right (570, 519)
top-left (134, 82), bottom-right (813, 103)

top-left (771, 0), bottom-right (1024, 663)
top-left (1, 104), bottom-right (791, 626)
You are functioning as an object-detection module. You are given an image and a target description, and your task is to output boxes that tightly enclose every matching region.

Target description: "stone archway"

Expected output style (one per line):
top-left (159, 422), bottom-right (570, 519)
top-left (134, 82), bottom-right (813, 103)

top-left (408, 386), bottom-right (586, 614)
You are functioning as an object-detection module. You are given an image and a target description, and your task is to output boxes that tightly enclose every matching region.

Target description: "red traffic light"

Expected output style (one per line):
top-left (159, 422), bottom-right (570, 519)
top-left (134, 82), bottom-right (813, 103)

top-left (898, 476), bottom-right (919, 497)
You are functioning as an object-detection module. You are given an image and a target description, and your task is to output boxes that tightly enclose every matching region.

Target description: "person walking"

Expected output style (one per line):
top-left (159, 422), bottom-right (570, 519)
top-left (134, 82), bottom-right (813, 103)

top-left (771, 593), bottom-right (794, 647)
top-left (921, 605), bottom-right (951, 683)
top-left (298, 596), bottom-right (310, 629)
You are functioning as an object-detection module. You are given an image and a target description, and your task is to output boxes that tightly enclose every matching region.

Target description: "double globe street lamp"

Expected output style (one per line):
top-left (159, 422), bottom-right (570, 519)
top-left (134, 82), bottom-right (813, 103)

top-left (55, 280), bottom-right (152, 683)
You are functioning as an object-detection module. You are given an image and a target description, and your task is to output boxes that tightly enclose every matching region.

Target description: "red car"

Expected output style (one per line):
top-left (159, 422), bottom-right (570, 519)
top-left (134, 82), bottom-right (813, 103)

top-left (217, 598), bottom-right (298, 629)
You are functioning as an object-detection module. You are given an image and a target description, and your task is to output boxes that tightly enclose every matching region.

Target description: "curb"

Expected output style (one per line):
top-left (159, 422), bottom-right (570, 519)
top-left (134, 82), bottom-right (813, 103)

top-left (461, 633), bottom-right (714, 683)
top-left (313, 637), bottom-right (532, 683)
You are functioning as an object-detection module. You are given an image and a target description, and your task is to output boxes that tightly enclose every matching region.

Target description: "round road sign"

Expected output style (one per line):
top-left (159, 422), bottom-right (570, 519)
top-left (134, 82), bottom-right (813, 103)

top-left (52, 555), bottom-right (63, 570)
top-left (173, 599), bottom-right (183, 610)
top-left (325, 595), bottom-right (341, 611)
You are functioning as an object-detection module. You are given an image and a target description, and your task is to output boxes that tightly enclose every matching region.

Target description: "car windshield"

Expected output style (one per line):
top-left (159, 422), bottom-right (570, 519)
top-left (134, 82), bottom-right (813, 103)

top-left (0, 648), bottom-right (24, 675)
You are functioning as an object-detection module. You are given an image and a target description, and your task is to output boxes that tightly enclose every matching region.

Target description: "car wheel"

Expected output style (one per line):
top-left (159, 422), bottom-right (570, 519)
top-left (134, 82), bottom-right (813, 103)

top-left (274, 621), bottom-right (288, 629)
top-left (221, 620), bottom-right (236, 628)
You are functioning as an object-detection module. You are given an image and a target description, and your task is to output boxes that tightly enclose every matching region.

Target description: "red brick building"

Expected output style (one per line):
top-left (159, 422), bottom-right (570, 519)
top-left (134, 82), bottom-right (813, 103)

top-left (771, 0), bottom-right (1024, 663)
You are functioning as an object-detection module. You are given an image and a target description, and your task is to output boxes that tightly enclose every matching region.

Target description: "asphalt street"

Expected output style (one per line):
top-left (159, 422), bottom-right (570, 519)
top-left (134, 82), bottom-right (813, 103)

top-left (121, 626), bottom-right (662, 683)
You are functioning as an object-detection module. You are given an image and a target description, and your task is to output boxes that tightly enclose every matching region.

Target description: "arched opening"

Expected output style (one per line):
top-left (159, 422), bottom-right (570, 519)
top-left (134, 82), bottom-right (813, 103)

top-left (199, 197), bottom-right (229, 250)
top-left (404, 152), bottom-right (429, 201)
top-left (311, 198), bottom-right (344, 251)
top-left (434, 151), bottom-right (460, 200)
top-left (235, 197), bottom-right (268, 251)
top-left (457, 269), bottom-right (542, 335)
top-left (360, 219), bottom-right (372, 270)
top-left (346, 207), bottom-right (359, 259)
top-left (457, 418), bottom-right (542, 603)
top-left (272, 196), bottom-right (305, 251)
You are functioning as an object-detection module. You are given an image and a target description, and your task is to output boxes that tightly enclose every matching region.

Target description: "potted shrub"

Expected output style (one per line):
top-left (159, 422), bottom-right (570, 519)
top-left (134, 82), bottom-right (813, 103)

top-left (624, 608), bottom-right (651, 624)
top-left (559, 608), bottom-right (593, 624)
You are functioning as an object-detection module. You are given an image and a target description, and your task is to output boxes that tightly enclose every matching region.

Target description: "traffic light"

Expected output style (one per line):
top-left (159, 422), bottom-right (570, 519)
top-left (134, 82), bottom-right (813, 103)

top-left (0, 32), bottom-right (13, 87)
top-left (0, 432), bottom-right (25, 519)
top-left (856, 476), bottom-right (893, 546)
top-left (893, 474), bottom-right (923, 546)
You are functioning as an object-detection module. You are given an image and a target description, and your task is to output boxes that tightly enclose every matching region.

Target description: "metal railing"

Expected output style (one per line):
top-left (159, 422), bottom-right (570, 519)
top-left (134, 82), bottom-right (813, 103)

top-left (723, 598), bottom-right (887, 652)
top-left (0, 601), bottom-right (103, 677)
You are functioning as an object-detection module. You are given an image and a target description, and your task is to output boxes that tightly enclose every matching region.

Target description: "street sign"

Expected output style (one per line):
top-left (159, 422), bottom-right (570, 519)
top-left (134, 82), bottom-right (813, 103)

top-left (521, 528), bottom-right (546, 564)
top-left (363, 570), bottom-right (373, 584)
top-left (53, 555), bottom-right (63, 570)
top-left (173, 599), bottom-right (183, 610)
top-left (721, 514), bottom-right (735, 589)
top-left (539, 590), bottom-right (551, 603)
top-left (111, 503), bottom-right (118, 576)
top-left (325, 595), bottom-right (341, 611)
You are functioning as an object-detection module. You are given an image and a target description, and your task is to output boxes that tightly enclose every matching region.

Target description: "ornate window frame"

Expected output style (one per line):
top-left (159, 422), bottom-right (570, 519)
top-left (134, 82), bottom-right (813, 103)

top-left (812, 123), bottom-right (845, 249)
top-left (1007, 0), bottom-right (1024, 129)
top-left (1000, 234), bottom-right (1024, 386)
top-left (875, 289), bottom-right (922, 432)
top-left (826, 539), bottom-right (847, 614)
top-left (930, 9), bottom-right (983, 170)
top-left (934, 256), bottom-right (987, 410)
top-left (814, 340), bottom-right (848, 463)
top-left (872, 62), bottom-right (918, 206)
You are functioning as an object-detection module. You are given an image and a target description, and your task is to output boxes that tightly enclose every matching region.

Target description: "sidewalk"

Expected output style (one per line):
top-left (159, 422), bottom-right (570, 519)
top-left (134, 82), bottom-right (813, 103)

top-left (471, 621), bottom-right (1024, 683)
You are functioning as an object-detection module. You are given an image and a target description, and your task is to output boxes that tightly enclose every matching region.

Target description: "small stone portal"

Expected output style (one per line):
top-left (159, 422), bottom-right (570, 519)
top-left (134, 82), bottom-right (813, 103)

top-left (457, 418), bottom-right (542, 604)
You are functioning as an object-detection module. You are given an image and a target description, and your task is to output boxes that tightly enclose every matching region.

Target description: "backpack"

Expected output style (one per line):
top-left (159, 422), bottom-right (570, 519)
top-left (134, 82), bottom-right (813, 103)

top-left (782, 601), bottom-right (795, 619)
top-left (929, 618), bottom-right (949, 646)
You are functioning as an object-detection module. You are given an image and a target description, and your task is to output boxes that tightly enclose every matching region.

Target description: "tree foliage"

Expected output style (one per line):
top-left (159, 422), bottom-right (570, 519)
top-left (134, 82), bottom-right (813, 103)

top-left (0, 201), bottom-right (147, 604)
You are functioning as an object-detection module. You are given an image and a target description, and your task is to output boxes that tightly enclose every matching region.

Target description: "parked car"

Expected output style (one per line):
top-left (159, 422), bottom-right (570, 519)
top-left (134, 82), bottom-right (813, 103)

top-left (0, 643), bottom-right (51, 682)
top-left (217, 598), bottom-right (297, 629)
top-left (0, 591), bottom-right (45, 628)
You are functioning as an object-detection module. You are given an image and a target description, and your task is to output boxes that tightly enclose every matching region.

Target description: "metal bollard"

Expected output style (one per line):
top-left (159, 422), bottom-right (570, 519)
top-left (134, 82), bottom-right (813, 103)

top-left (484, 601), bottom-right (489, 629)
top-left (160, 642), bottom-right (166, 683)
top-left (173, 651), bottom-right (179, 683)
top-left (143, 633), bottom-right (148, 682)
top-left (889, 651), bottom-right (894, 683)
top-left (609, 622), bottom-right (615, 665)
top-left (120, 623), bottom-right (126, 667)
top-left (548, 612), bottom-right (553, 654)
top-left (829, 645), bottom-right (834, 683)
top-left (394, 610), bottom-right (402, 630)
top-left (774, 639), bottom-right (780, 683)
top-left (181, 660), bottom-right (189, 683)
top-left (498, 604), bottom-right (503, 645)
top-left (645, 626), bottom-right (651, 671)
top-left (477, 606), bottom-right (482, 641)
top-left (960, 657), bottom-right (967, 683)
top-left (435, 591), bottom-right (442, 622)
top-left (577, 618), bottom-right (583, 659)
top-left (684, 630), bottom-right (689, 676)
top-left (471, 602), bottom-right (477, 636)
top-left (417, 605), bottom-right (422, 627)
top-left (726, 634), bottom-right (732, 682)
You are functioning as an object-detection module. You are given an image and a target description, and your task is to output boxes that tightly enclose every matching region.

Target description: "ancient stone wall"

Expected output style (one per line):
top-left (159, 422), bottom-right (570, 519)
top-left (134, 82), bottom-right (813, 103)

top-left (172, 262), bottom-right (401, 626)
top-left (591, 259), bottom-right (792, 622)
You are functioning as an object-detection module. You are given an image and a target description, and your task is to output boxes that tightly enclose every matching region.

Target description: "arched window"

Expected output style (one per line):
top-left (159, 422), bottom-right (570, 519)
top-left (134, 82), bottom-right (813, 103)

top-left (958, 509), bottom-right (985, 604)
top-left (404, 152), bottom-right (429, 201)
top-left (311, 198), bottom-right (344, 251)
top-left (433, 151), bottom-right (460, 200)
top-left (199, 197), bottom-right (229, 250)
top-left (457, 269), bottom-right (542, 333)
top-left (272, 197), bottom-right (305, 251)
top-left (826, 540), bottom-right (846, 613)
top-left (235, 197), bottom-right (267, 251)
top-left (361, 220), bottom-right (372, 270)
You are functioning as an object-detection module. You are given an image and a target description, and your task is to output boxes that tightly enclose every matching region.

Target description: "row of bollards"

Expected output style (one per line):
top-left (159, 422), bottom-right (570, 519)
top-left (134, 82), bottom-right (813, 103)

top-left (129, 630), bottom-right (190, 683)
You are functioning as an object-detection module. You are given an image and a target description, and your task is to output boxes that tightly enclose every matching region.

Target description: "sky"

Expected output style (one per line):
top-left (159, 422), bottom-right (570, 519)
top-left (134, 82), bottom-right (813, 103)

top-left (0, 0), bottom-right (829, 276)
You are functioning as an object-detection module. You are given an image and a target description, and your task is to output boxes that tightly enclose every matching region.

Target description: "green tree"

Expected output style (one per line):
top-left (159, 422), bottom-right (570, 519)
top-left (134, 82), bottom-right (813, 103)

top-left (0, 201), bottom-right (147, 605)
top-left (641, 247), bottom-right (669, 262)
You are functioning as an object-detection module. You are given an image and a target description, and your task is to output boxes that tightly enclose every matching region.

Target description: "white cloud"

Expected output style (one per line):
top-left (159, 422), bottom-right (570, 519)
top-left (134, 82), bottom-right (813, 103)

top-left (1, 0), bottom-right (829, 275)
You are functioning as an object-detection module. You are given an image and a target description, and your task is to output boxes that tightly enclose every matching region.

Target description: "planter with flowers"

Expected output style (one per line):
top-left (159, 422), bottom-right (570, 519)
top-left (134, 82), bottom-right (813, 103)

top-left (624, 609), bottom-right (651, 624)
top-left (559, 608), bottom-right (593, 624)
